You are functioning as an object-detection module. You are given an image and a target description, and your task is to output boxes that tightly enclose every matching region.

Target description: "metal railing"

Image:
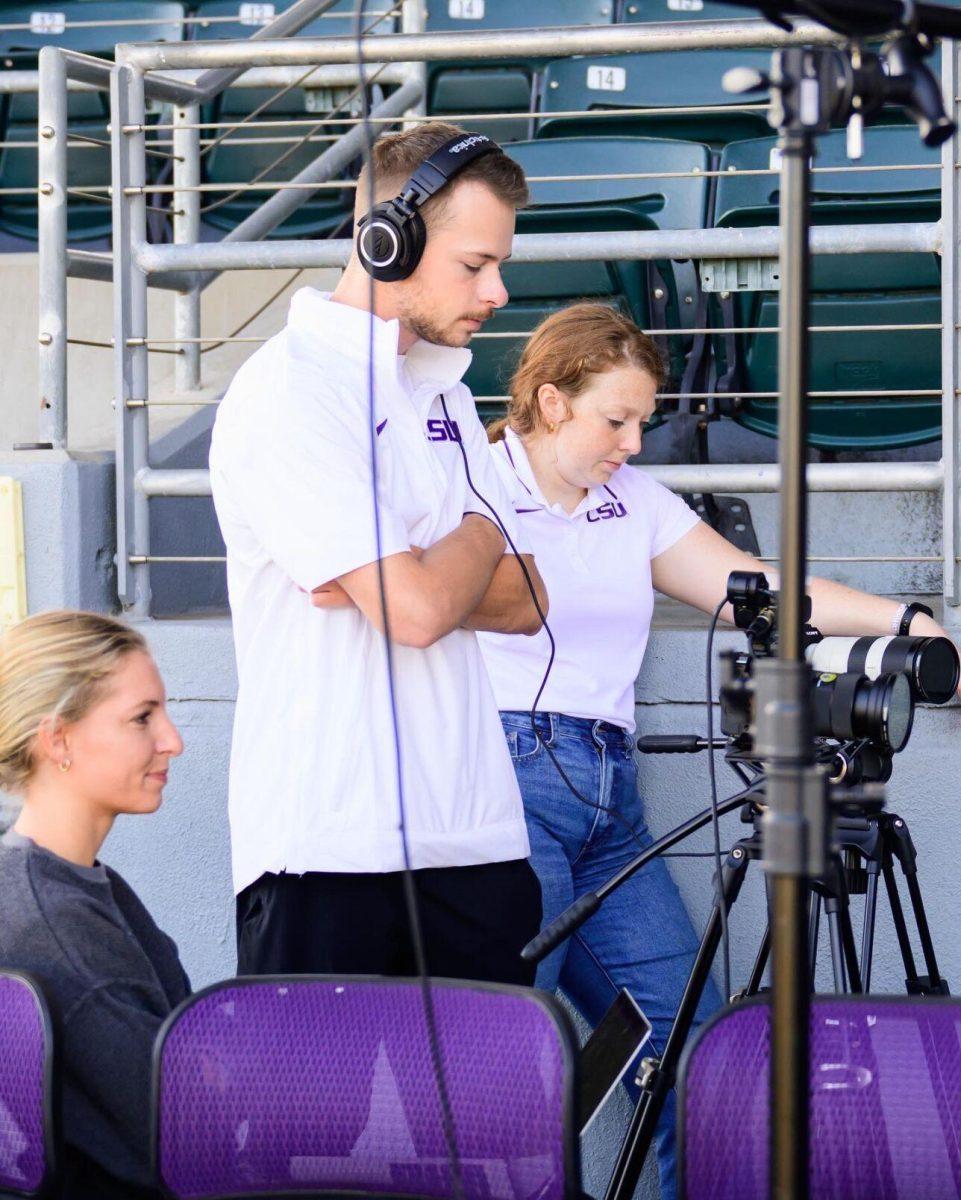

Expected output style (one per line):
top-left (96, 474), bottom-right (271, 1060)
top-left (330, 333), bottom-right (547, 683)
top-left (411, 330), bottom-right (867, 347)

top-left (22, 15), bottom-right (961, 620)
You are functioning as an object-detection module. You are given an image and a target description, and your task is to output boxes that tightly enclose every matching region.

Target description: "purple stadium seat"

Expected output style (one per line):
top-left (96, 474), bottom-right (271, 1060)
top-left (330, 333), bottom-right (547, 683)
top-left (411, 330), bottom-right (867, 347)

top-left (0, 972), bottom-right (55, 1197)
top-left (679, 995), bottom-right (961, 1199)
top-left (153, 976), bottom-right (580, 1200)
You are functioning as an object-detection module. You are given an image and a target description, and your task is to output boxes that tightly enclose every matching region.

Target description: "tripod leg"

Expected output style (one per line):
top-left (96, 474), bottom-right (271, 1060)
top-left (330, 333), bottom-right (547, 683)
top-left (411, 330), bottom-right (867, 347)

top-left (882, 859), bottom-right (922, 991)
top-left (745, 925), bottom-right (771, 996)
top-left (808, 891), bottom-right (821, 984)
top-left (826, 909), bottom-right (847, 992)
top-left (603, 842), bottom-right (751, 1200)
top-left (886, 816), bottom-right (949, 994)
top-left (904, 874), bottom-right (948, 993)
top-left (860, 867), bottom-right (880, 993)
top-left (838, 903), bottom-right (863, 994)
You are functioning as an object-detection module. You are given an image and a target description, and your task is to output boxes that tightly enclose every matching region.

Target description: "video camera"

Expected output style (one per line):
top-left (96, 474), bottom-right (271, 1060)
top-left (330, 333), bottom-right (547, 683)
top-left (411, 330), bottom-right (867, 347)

top-left (718, 571), bottom-right (959, 778)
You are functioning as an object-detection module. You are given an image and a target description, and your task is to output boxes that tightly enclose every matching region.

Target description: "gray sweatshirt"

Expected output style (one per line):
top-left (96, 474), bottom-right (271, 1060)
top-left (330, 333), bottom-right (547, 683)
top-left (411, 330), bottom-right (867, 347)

top-left (0, 829), bottom-right (190, 1191)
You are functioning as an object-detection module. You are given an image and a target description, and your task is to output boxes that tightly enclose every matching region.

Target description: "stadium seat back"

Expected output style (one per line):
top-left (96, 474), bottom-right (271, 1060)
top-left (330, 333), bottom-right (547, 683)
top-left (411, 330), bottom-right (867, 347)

top-left (538, 50), bottom-right (772, 145)
top-left (190, 0), bottom-right (395, 41)
top-left (0, 971), bottom-right (58, 1197)
top-left (679, 996), bottom-right (961, 1199)
top-left (154, 976), bottom-right (580, 1200)
top-left (712, 125), bottom-right (942, 449)
top-left (426, 0), bottom-right (615, 143)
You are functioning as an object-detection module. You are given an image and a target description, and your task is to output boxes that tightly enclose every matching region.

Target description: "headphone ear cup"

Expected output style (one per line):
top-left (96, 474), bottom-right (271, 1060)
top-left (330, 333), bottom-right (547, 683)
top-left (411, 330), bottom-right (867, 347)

top-left (396, 210), bottom-right (426, 280)
top-left (356, 202), bottom-right (402, 280)
top-left (356, 204), bottom-right (426, 283)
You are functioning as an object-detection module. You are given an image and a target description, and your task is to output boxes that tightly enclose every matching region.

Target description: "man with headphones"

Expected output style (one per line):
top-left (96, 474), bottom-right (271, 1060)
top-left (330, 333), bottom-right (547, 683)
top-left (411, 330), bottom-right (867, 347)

top-left (210, 122), bottom-right (549, 982)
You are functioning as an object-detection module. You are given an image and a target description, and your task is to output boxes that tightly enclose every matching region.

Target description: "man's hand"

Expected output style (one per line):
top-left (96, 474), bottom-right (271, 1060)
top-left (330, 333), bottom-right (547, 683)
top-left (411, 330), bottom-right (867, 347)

top-left (309, 579), bottom-right (355, 610)
top-left (308, 547), bottom-right (425, 611)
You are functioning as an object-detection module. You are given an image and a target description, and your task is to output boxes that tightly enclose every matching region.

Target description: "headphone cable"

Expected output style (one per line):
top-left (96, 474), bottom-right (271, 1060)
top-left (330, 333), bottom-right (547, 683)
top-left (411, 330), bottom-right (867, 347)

top-left (355, 9), bottom-right (464, 1198)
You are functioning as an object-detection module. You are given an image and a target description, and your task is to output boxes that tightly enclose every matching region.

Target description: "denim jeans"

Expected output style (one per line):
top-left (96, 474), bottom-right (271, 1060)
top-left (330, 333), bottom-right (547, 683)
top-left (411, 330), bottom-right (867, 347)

top-left (500, 711), bottom-right (722, 1200)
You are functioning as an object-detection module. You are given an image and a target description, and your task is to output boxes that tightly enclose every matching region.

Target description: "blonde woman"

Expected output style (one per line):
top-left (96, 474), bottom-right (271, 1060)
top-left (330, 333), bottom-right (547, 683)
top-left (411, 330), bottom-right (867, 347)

top-left (478, 302), bottom-right (956, 1200)
top-left (0, 611), bottom-right (186, 1200)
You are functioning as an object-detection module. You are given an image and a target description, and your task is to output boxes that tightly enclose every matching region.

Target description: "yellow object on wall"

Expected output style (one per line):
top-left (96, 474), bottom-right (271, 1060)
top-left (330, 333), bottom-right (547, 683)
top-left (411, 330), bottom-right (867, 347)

top-left (0, 477), bottom-right (27, 628)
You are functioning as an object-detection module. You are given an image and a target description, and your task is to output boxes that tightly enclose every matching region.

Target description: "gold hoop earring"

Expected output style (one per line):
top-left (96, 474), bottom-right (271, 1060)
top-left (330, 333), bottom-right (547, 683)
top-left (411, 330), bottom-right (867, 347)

top-left (59, 759), bottom-right (71, 773)
top-left (547, 422), bottom-right (556, 434)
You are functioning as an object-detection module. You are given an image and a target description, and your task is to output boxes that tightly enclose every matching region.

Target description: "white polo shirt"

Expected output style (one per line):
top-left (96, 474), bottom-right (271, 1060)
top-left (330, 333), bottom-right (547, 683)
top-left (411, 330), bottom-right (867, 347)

top-left (477, 427), bottom-right (700, 734)
top-left (210, 288), bottom-right (531, 893)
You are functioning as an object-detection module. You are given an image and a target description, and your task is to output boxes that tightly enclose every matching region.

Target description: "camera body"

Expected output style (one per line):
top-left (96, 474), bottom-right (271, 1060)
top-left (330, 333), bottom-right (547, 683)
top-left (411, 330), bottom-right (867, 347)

top-left (716, 572), bottom-right (941, 770)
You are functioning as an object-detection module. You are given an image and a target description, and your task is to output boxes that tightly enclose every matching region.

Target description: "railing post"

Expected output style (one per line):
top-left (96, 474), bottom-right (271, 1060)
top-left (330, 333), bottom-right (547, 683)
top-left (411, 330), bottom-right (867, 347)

top-left (112, 63), bottom-right (151, 616)
top-left (401, 0), bottom-right (426, 123)
top-left (173, 103), bottom-right (201, 391)
top-left (942, 39), bottom-right (961, 626)
top-left (37, 46), bottom-right (68, 448)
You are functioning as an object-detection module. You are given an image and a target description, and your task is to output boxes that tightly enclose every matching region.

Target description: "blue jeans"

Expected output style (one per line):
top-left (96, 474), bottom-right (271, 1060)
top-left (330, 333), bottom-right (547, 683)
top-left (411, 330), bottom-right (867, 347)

top-left (501, 711), bottom-right (722, 1200)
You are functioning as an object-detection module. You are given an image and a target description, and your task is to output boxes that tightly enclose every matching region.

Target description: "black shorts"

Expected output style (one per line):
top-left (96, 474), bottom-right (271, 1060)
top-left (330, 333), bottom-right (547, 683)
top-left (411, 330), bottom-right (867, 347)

top-left (235, 859), bottom-right (542, 986)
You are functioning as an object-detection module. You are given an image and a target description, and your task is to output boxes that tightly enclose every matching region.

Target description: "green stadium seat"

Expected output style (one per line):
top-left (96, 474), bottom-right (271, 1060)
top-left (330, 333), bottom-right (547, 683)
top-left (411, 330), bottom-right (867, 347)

top-left (0, 1), bottom-right (184, 240)
top-left (425, 0), bottom-right (615, 142)
top-left (534, 2), bottom-right (773, 145)
top-left (536, 49), bottom-right (771, 145)
top-left (712, 125), bottom-right (942, 450)
top-left (192, 0), bottom-right (394, 237)
top-left (467, 134), bottom-right (711, 420)
top-left (189, 0), bottom-right (394, 39)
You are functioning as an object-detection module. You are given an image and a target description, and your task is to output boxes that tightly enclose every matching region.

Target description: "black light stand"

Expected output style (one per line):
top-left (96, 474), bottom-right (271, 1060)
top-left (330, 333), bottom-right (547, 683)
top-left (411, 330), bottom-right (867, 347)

top-left (725, 13), bottom-right (957, 1195)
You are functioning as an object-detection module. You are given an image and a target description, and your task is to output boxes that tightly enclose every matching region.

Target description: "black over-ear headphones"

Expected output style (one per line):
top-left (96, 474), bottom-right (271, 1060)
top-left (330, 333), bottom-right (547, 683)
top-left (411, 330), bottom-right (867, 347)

top-left (356, 132), bottom-right (500, 282)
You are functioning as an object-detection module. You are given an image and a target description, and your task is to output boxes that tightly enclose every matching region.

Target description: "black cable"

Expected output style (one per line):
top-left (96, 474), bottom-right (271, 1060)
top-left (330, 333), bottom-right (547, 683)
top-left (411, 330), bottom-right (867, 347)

top-left (706, 598), bottom-right (732, 1005)
top-left (354, 10), bottom-right (463, 1198)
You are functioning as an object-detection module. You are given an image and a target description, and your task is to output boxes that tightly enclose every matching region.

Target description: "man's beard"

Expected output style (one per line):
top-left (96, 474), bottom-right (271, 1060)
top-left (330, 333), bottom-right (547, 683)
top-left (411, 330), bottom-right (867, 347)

top-left (404, 309), bottom-right (471, 349)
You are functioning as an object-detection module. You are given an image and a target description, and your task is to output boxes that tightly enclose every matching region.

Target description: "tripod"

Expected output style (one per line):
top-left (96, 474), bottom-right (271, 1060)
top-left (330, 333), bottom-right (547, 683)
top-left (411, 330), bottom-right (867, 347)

top-left (602, 794), bottom-right (950, 1200)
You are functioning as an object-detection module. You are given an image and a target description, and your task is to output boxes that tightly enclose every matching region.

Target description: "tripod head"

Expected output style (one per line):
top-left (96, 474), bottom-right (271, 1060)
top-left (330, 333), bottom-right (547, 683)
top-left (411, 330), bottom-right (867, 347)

top-left (708, 0), bottom-right (961, 40)
top-left (724, 3), bottom-right (955, 147)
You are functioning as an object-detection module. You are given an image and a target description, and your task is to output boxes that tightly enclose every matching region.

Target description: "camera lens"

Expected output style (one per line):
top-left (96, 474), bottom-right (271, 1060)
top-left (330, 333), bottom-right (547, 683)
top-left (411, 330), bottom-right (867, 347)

top-left (806, 635), bottom-right (959, 704)
top-left (811, 671), bottom-right (914, 754)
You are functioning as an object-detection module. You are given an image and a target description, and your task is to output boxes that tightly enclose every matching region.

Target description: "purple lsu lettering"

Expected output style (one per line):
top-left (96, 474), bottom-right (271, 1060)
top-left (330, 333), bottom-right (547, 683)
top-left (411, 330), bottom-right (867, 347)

top-left (426, 417), bottom-right (462, 443)
top-left (586, 500), bottom-right (628, 523)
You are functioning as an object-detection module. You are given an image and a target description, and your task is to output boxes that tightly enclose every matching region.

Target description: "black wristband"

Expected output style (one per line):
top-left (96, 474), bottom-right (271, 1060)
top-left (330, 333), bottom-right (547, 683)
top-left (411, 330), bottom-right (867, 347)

top-left (899, 602), bottom-right (933, 636)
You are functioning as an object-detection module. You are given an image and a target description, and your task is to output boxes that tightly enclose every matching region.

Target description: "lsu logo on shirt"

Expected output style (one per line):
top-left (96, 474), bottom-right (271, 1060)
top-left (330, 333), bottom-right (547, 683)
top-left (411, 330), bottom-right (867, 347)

top-left (426, 418), bottom-right (462, 443)
top-left (587, 500), bottom-right (628, 523)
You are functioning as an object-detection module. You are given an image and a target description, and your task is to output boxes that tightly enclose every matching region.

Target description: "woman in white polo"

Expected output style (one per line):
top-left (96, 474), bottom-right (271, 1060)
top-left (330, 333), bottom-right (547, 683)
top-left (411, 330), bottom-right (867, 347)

top-left (476, 302), bottom-right (953, 1200)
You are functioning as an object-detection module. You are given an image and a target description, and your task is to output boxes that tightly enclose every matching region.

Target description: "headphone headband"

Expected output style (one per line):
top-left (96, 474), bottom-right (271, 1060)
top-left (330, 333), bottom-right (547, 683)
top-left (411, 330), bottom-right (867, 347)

top-left (356, 132), bottom-right (503, 283)
top-left (398, 133), bottom-right (499, 210)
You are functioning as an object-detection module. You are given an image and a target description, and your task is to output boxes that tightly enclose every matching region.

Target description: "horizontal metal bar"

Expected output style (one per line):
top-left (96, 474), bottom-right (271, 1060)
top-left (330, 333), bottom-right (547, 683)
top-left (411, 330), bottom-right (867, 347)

top-left (141, 100), bottom-right (773, 132)
top-left (127, 554), bottom-right (952, 566)
top-left (57, 47), bottom-right (205, 105)
top-left (135, 221), bottom-right (942, 276)
top-left (0, 69), bottom-right (102, 94)
top-left (131, 322), bottom-right (945, 345)
top-left (644, 462), bottom-right (944, 493)
top-left (665, 389), bottom-right (942, 398)
top-left (123, 17), bottom-right (843, 71)
top-left (128, 555), bottom-right (226, 563)
top-left (0, 8), bottom-right (393, 31)
top-left (0, 62), bottom-right (409, 94)
top-left (137, 468), bottom-right (212, 495)
top-left (123, 162), bottom-right (941, 194)
top-left (478, 388), bottom-right (942, 400)
top-left (758, 555), bottom-right (945, 563)
top-left (135, 460), bottom-right (945, 498)
top-left (66, 248), bottom-right (194, 291)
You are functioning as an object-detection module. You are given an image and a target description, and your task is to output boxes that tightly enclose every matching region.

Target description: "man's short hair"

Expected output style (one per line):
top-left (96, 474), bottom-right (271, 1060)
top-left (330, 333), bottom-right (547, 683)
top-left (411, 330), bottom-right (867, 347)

top-left (354, 121), bottom-right (529, 227)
